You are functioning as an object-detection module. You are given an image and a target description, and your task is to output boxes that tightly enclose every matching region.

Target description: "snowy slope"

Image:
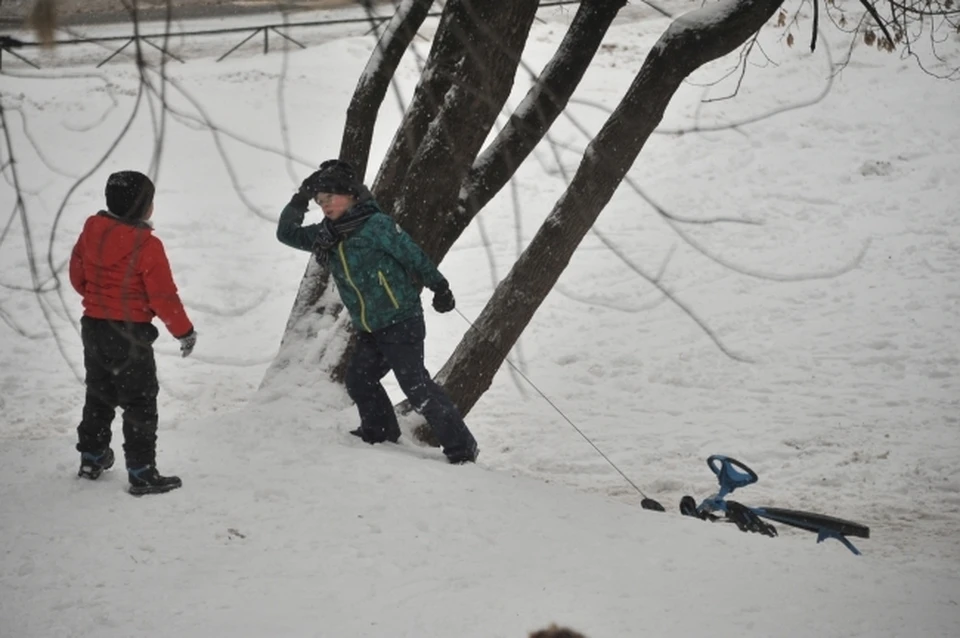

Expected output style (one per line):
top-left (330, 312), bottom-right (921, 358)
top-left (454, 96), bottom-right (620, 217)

top-left (2, 401), bottom-right (958, 637)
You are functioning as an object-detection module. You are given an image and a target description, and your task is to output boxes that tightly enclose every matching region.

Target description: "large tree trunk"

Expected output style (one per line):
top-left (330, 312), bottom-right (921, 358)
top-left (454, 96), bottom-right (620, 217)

top-left (343, 0), bottom-right (540, 389)
top-left (261, 1), bottom-right (434, 390)
top-left (391, 0), bottom-right (541, 256)
top-left (371, 0), bottom-right (473, 212)
top-left (448, 0), bottom-right (627, 259)
top-left (436, 0), bottom-right (787, 415)
top-left (264, 0), bottom-right (539, 390)
top-left (340, 0), bottom-right (435, 180)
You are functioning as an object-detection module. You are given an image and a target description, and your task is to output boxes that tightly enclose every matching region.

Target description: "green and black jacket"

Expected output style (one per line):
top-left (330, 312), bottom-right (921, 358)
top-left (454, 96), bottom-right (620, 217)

top-left (277, 200), bottom-right (448, 332)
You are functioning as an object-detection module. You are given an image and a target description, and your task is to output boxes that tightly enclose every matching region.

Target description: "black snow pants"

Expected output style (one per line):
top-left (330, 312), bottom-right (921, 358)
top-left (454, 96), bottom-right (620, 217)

top-left (76, 316), bottom-right (160, 469)
top-left (345, 315), bottom-right (476, 457)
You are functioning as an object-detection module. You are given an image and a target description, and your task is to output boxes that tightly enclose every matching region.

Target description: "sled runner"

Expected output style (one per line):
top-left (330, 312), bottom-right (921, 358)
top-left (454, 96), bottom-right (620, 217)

top-left (641, 455), bottom-right (870, 555)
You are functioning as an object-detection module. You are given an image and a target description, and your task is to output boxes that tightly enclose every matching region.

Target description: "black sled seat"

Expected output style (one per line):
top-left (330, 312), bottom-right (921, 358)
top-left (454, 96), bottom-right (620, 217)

top-left (754, 507), bottom-right (870, 554)
top-left (756, 507), bottom-right (870, 538)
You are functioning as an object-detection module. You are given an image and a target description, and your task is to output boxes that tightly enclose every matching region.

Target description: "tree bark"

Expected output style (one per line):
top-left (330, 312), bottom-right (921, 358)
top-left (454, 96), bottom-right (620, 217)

top-left (391, 0), bottom-right (541, 258)
top-left (340, 0), bottom-right (434, 180)
top-left (447, 0), bottom-right (627, 260)
top-left (436, 0), bottom-right (787, 415)
top-left (370, 0), bottom-right (469, 212)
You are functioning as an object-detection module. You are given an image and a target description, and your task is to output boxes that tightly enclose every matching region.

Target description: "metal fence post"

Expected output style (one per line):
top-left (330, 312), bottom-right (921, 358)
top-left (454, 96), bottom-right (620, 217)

top-left (216, 27), bottom-right (263, 63)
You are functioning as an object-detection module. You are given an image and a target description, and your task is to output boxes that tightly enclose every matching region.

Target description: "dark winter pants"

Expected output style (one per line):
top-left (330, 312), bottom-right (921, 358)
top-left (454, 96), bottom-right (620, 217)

top-left (345, 315), bottom-right (476, 457)
top-left (76, 317), bottom-right (160, 469)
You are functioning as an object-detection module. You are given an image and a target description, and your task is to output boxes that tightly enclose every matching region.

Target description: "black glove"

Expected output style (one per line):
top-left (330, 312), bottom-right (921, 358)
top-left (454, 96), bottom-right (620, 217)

top-left (177, 329), bottom-right (197, 358)
top-left (299, 170), bottom-right (326, 198)
top-left (289, 170), bottom-right (325, 211)
top-left (432, 286), bottom-right (455, 313)
top-left (315, 217), bottom-right (341, 250)
top-left (288, 189), bottom-right (310, 212)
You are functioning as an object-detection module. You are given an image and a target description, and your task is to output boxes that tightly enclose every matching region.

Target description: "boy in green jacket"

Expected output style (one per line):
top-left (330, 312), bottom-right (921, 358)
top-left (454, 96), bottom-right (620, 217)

top-left (277, 160), bottom-right (478, 464)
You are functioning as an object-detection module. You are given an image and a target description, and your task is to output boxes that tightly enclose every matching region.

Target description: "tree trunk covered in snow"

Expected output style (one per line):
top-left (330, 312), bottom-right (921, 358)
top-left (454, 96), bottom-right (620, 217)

top-left (261, 0), bottom-right (434, 389)
top-left (436, 0), bottom-right (787, 415)
top-left (340, 0), bottom-right (434, 180)
top-left (266, 0), bottom-right (541, 388)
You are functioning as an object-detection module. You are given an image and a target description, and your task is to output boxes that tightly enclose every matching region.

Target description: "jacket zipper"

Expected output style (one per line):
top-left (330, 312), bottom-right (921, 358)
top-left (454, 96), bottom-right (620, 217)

top-left (338, 242), bottom-right (370, 332)
top-left (378, 271), bottom-right (400, 309)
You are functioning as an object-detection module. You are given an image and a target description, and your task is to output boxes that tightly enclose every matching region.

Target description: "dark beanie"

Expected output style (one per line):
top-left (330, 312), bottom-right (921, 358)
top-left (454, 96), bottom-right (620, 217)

top-left (312, 159), bottom-right (359, 196)
top-left (105, 171), bottom-right (155, 219)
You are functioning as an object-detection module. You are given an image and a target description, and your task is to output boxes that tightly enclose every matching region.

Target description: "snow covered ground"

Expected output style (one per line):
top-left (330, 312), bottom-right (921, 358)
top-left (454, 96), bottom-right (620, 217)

top-left (1, 1), bottom-right (959, 636)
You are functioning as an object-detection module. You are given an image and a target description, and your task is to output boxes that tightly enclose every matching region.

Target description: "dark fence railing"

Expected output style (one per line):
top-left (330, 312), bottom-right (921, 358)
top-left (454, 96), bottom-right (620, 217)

top-left (0, 1), bottom-right (580, 69)
top-left (0, 14), bottom-right (395, 69)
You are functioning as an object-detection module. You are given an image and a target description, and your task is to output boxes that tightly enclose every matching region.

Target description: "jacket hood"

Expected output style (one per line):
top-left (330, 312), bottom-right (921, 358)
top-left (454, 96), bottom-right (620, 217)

top-left (79, 211), bottom-right (155, 268)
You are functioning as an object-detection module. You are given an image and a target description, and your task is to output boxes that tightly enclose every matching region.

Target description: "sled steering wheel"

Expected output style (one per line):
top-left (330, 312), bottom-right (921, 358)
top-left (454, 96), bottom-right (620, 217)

top-left (707, 455), bottom-right (759, 494)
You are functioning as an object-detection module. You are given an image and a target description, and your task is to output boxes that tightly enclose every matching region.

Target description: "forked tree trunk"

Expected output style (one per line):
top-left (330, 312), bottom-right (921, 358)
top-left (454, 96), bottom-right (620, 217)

top-left (371, 0), bottom-right (473, 212)
top-left (261, 0), bottom-right (435, 389)
top-left (436, 0), bottom-right (787, 415)
top-left (449, 0), bottom-right (627, 258)
top-left (264, 0), bottom-right (540, 388)
top-left (267, 0), bottom-right (786, 420)
top-left (339, 0), bottom-right (540, 382)
top-left (390, 0), bottom-right (541, 254)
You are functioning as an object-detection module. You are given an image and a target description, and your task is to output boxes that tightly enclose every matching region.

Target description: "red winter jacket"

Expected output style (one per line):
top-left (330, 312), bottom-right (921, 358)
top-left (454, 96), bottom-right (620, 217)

top-left (69, 212), bottom-right (194, 338)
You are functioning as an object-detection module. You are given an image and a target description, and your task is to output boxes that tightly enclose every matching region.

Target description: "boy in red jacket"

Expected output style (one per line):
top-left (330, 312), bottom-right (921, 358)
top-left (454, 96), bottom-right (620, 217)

top-left (69, 171), bottom-right (196, 495)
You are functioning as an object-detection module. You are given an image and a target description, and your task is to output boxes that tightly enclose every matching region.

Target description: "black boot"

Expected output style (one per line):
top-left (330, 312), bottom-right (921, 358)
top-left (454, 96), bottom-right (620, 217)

top-left (128, 465), bottom-right (182, 496)
top-left (78, 448), bottom-right (115, 480)
top-left (349, 427), bottom-right (400, 444)
top-left (445, 441), bottom-right (479, 465)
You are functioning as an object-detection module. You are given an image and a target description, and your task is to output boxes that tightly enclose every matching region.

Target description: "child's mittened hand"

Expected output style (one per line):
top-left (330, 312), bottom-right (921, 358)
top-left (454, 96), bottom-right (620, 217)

top-left (432, 288), bottom-right (455, 313)
top-left (178, 330), bottom-right (197, 358)
top-left (299, 170), bottom-right (325, 199)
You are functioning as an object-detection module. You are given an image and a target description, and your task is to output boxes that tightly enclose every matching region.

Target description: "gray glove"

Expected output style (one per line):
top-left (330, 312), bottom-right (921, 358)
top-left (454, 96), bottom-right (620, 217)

top-left (178, 329), bottom-right (197, 358)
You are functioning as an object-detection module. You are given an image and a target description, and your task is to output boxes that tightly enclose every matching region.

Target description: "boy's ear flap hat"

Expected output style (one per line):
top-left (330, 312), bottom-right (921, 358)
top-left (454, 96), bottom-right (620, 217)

top-left (312, 159), bottom-right (360, 196)
top-left (105, 171), bottom-right (155, 220)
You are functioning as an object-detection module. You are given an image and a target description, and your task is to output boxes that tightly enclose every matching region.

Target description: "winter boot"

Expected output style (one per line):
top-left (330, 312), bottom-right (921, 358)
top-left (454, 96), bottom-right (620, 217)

top-left (349, 427), bottom-right (400, 444)
top-left (78, 448), bottom-right (115, 480)
top-left (128, 465), bottom-right (182, 496)
top-left (77, 448), bottom-right (114, 481)
top-left (445, 441), bottom-right (479, 465)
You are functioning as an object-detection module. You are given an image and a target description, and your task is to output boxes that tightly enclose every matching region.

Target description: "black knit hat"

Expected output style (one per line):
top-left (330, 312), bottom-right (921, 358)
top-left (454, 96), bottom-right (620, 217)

top-left (312, 159), bottom-right (360, 196)
top-left (105, 171), bottom-right (155, 219)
